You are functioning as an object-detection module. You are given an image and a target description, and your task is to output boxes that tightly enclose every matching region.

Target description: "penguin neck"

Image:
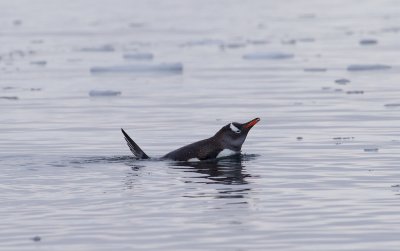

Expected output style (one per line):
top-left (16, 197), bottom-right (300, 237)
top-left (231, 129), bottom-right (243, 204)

top-left (212, 131), bottom-right (244, 152)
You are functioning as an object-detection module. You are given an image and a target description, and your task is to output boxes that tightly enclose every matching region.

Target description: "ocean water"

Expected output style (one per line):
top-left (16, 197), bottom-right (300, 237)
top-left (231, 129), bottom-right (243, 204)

top-left (1, 0), bottom-right (400, 250)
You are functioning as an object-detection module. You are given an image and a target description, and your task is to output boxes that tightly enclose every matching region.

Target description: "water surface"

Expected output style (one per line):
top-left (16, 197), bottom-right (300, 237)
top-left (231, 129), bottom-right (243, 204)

top-left (1, 0), bottom-right (400, 250)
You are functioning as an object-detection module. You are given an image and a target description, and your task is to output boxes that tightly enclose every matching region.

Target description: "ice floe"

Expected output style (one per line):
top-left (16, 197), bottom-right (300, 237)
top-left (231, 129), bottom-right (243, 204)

top-left (346, 90), bottom-right (364, 94)
top-left (304, 68), bottom-right (327, 72)
top-left (181, 39), bottom-right (223, 47)
top-left (298, 38), bottom-right (315, 43)
top-left (0, 96), bottom-right (18, 100)
top-left (89, 90), bottom-right (121, 97)
top-left (384, 103), bottom-right (400, 107)
top-left (359, 39), bottom-right (378, 45)
top-left (242, 52), bottom-right (294, 60)
top-left (335, 78), bottom-right (351, 85)
top-left (364, 148), bottom-right (379, 152)
top-left (246, 39), bottom-right (269, 45)
top-left (80, 45), bottom-right (115, 52)
top-left (281, 39), bottom-right (297, 45)
top-left (220, 42), bottom-right (246, 49)
top-left (347, 64), bottom-right (391, 71)
top-left (123, 53), bottom-right (154, 61)
top-left (90, 63), bottom-right (183, 74)
top-left (30, 61), bottom-right (47, 66)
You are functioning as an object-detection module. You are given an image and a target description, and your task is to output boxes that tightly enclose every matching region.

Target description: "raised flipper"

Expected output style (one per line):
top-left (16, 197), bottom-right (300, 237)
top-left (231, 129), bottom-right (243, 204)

top-left (121, 128), bottom-right (150, 159)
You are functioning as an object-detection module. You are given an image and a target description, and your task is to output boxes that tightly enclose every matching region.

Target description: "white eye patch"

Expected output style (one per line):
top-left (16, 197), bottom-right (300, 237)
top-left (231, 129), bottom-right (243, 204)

top-left (230, 123), bottom-right (241, 133)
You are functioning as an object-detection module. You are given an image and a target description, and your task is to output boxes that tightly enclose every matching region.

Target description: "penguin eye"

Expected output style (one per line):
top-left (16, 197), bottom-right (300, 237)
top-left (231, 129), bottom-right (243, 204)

top-left (229, 123), bottom-right (241, 134)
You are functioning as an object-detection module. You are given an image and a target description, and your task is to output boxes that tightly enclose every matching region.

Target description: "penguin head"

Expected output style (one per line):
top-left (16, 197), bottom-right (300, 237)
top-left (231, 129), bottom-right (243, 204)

top-left (216, 118), bottom-right (260, 151)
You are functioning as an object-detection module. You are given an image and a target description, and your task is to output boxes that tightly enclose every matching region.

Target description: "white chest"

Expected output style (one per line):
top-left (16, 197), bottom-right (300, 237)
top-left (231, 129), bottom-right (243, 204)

top-left (216, 149), bottom-right (239, 158)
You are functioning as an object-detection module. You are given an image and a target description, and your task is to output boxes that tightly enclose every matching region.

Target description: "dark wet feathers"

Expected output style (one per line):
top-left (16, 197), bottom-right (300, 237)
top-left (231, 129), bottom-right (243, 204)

top-left (121, 128), bottom-right (149, 159)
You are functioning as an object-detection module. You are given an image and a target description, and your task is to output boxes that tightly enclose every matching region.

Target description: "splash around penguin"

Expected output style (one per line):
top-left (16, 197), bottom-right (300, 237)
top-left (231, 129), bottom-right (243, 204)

top-left (121, 117), bottom-right (260, 161)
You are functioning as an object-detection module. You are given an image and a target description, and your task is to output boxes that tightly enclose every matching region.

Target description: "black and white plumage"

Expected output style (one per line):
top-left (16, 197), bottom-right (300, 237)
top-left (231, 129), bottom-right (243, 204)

top-left (121, 118), bottom-right (260, 161)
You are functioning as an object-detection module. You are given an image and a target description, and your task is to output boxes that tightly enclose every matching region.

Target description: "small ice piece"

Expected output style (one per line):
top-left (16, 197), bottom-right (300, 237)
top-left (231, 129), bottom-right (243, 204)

top-left (381, 27), bottom-right (400, 33)
top-left (181, 39), bottom-right (223, 47)
top-left (80, 45), bottom-right (115, 52)
top-left (346, 90), bottom-right (364, 94)
top-left (13, 20), bottom-right (22, 26)
top-left (333, 137), bottom-right (354, 140)
top-left (335, 78), bottom-right (351, 85)
top-left (30, 61), bottom-right (47, 66)
top-left (247, 39), bottom-right (269, 45)
top-left (0, 96), bottom-right (18, 100)
top-left (304, 68), bottom-right (327, 72)
top-left (90, 63), bottom-right (183, 74)
top-left (281, 39), bottom-right (296, 45)
top-left (129, 22), bottom-right (145, 28)
top-left (298, 14), bottom-right (316, 19)
top-left (359, 39), bottom-right (378, 45)
top-left (31, 236), bottom-right (41, 242)
top-left (347, 64), bottom-right (391, 71)
top-left (243, 52), bottom-right (294, 60)
top-left (384, 103), bottom-right (400, 107)
top-left (364, 148), bottom-right (379, 152)
top-left (298, 38), bottom-right (315, 43)
top-left (221, 42), bottom-right (246, 49)
top-left (89, 90), bottom-right (121, 97)
top-left (31, 39), bottom-right (44, 44)
top-left (123, 53), bottom-right (153, 61)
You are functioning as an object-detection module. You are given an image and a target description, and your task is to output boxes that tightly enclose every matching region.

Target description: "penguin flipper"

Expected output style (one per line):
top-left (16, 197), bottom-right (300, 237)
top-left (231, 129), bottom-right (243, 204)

top-left (121, 128), bottom-right (150, 159)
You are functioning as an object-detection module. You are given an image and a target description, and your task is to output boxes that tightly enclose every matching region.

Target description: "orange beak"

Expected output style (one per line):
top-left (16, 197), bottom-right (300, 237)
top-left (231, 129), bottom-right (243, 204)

top-left (243, 117), bottom-right (260, 129)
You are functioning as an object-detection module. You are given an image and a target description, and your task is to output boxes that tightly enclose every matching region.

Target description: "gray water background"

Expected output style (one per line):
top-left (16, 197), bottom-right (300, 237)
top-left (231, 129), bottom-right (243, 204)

top-left (1, 0), bottom-right (400, 250)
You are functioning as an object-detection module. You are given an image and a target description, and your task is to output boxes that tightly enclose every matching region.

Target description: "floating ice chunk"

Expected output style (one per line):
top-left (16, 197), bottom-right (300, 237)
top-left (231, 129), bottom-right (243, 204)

top-left (381, 27), bottom-right (400, 33)
top-left (31, 236), bottom-right (41, 242)
top-left (0, 96), bottom-right (18, 100)
top-left (181, 39), bottom-right (224, 47)
top-left (346, 90), bottom-right (364, 94)
top-left (359, 39), bottom-right (378, 45)
top-left (13, 20), bottom-right (22, 26)
top-left (247, 39), bottom-right (269, 45)
top-left (30, 60), bottom-right (47, 66)
top-left (31, 39), bottom-right (44, 44)
top-left (364, 148), bottom-right (379, 152)
top-left (123, 53), bottom-right (154, 61)
top-left (298, 37), bottom-right (315, 43)
top-left (80, 45), bottom-right (115, 52)
top-left (90, 63), bottom-right (183, 74)
top-left (221, 42), bottom-right (246, 49)
top-left (243, 52), bottom-right (294, 60)
top-left (298, 13), bottom-right (316, 19)
top-left (281, 39), bottom-right (296, 45)
top-left (335, 78), bottom-right (351, 85)
top-left (333, 137), bottom-right (354, 140)
top-left (347, 64), bottom-right (391, 71)
top-left (384, 103), bottom-right (400, 107)
top-left (304, 68), bottom-right (327, 72)
top-left (89, 90), bottom-right (121, 97)
top-left (129, 22), bottom-right (145, 28)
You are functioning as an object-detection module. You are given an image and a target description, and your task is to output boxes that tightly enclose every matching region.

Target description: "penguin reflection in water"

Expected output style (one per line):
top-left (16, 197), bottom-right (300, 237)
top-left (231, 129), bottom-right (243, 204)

top-left (121, 118), bottom-right (260, 161)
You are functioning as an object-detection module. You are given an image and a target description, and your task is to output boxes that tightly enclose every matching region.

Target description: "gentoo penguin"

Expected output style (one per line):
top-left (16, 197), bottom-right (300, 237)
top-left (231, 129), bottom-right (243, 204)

top-left (121, 117), bottom-right (260, 161)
